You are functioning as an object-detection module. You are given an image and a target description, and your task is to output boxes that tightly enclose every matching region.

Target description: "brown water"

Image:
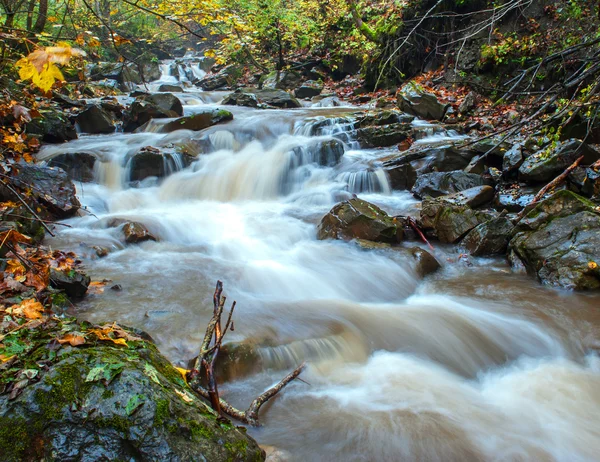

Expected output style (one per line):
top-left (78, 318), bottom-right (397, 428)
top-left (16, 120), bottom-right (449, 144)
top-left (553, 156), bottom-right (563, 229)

top-left (40, 70), bottom-right (600, 461)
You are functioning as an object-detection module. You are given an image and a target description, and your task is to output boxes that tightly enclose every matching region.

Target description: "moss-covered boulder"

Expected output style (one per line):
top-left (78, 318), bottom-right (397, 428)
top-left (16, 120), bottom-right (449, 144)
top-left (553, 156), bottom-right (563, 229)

top-left (26, 109), bottom-right (77, 143)
top-left (317, 198), bottom-right (402, 242)
top-left (0, 319), bottom-right (264, 461)
top-left (508, 190), bottom-right (600, 290)
top-left (397, 82), bottom-right (449, 121)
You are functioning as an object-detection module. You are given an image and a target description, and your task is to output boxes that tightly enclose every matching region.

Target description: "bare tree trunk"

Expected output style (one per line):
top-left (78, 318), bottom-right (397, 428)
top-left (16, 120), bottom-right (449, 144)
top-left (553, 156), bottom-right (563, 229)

top-left (32, 0), bottom-right (47, 34)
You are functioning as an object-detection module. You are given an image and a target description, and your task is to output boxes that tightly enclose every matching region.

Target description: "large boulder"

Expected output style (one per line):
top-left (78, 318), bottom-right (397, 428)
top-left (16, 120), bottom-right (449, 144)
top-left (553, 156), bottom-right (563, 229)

top-left (419, 146), bottom-right (478, 173)
top-left (383, 163), bottom-right (417, 191)
top-left (127, 147), bottom-right (191, 182)
top-left (158, 84), bottom-right (183, 92)
top-left (49, 268), bottom-right (91, 298)
top-left (317, 198), bottom-right (401, 243)
top-left (196, 66), bottom-right (240, 90)
top-left (420, 198), bottom-right (494, 243)
top-left (9, 164), bottom-right (80, 218)
top-left (159, 110), bottom-right (233, 133)
top-left (412, 171), bottom-right (488, 199)
top-left (295, 80), bottom-right (324, 99)
top-left (462, 216), bottom-right (514, 256)
top-left (223, 88), bottom-right (301, 109)
top-left (437, 185), bottom-right (495, 208)
top-left (48, 152), bottom-right (97, 183)
top-left (397, 82), bottom-right (449, 120)
top-left (122, 221), bottom-right (157, 244)
top-left (519, 140), bottom-right (600, 183)
top-left (289, 139), bottom-right (345, 167)
top-left (261, 71), bottom-right (302, 90)
top-left (508, 190), bottom-right (600, 290)
top-left (124, 93), bottom-right (184, 132)
top-left (76, 104), bottom-right (115, 134)
top-left (26, 109), bottom-right (77, 143)
top-left (0, 320), bottom-right (264, 461)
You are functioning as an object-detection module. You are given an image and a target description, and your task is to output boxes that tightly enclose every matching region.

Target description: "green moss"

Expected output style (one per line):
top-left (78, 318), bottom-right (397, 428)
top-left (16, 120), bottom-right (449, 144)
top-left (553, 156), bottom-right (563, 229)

top-left (224, 439), bottom-right (248, 461)
top-left (51, 292), bottom-right (70, 308)
top-left (0, 417), bottom-right (30, 461)
top-left (154, 398), bottom-right (170, 426)
top-left (96, 414), bottom-right (132, 434)
top-left (182, 417), bottom-right (214, 441)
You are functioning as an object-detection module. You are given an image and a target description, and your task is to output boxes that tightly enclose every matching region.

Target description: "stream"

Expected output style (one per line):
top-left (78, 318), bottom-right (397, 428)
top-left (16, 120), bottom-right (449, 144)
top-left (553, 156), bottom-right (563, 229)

top-left (39, 60), bottom-right (600, 461)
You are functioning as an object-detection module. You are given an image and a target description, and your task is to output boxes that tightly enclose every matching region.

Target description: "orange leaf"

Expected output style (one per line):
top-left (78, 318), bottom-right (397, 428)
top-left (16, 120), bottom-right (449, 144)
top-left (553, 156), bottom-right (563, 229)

top-left (10, 298), bottom-right (44, 319)
top-left (58, 333), bottom-right (86, 346)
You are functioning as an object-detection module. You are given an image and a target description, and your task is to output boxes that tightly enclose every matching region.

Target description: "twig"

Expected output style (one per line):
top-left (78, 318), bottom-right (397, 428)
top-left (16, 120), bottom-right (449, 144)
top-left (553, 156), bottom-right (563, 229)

top-left (408, 216), bottom-right (435, 251)
top-left (0, 181), bottom-right (55, 237)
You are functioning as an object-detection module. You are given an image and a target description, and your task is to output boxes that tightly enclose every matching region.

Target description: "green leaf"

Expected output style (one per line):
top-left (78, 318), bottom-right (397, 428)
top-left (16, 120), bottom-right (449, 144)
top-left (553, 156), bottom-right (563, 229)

top-left (125, 394), bottom-right (146, 416)
top-left (86, 362), bottom-right (124, 385)
top-left (143, 363), bottom-right (161, 385)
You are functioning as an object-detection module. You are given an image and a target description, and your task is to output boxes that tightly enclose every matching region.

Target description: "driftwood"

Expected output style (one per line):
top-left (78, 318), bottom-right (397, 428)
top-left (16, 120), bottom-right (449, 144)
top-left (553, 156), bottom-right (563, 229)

top-left (188, 281), bottom-right (305, 426)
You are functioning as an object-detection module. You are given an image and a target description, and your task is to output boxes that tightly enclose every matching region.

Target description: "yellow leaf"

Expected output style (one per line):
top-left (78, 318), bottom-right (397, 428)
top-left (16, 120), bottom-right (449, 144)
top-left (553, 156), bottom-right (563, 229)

top-left (175, 388), bottom-right (193, 403)
top-left (175, 367), bottom-right (190, 383)
top-left (6, 259), bottom-right (27, 282)
top-left (16, 58), bottom-right (37, 81)
top-left (589, 261), bottom-right (598, 270)
top-left (0, 354), bottom-right (15, 363)
top-left (11, 299), bottom-right (45, 319)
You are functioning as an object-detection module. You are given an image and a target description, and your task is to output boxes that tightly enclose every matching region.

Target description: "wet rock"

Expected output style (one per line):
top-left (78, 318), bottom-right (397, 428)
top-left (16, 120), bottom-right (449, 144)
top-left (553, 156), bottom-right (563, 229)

top-left (49, 268), bottom-right (91, 298)
top-left (48, 152), bottom-right (96, 183)
top-left (261, 71), bottom-right (302, 90)
top-left (581, 167), bottom-right (600, 200)
top-left (419, 198), bottom-right (494, 243)
top-left (290, 139), bottom-right (345, 167)
top-left (508, 190), bottom-right (600, 290)
top-left (458, 92), bottom-right (476, 114)
top-left (438, 185), bottom-right (495, 208)
top-left (295, 80), bottom-right (323, 99)
top-left (470, 139), bottom-right (512, 158)
top-left (26, 109), bottom-right (77, 143)
top-left (493, 185), bottom-right (538, 212)
top-left (412, 171), bottom-right (488, 199)
top-left (223, 88), bottom-right (301, 109)
top-left (408, 247), bottom-right (441, 277)
top-left (214, 342), bottom-right (263, 382)
top-left (519, 139), bottom-right (600, 183)
top-left (397, 82), bottom-right (449, 120)
top-left (159, 110), bottom-right (233, 133)
top-left (196, 65), bottom-right (240, 90)
top-left (311, 96), bottom-right (342, 107)
top-left (462, 216), bottom-right (514, 256)
top-left (127, 147), bottom-right (191, 182)
top-left (158, 84), bottom-right (183, 92)
top-left (355, 123), bottom-right (411, 148)
top-left (0, 321), bottom-right (263, 462)
top-left (317, 198), bottom-right (401, 243)
top-left (122, 221), bottom-right (157, 244)
top-left (9, 164), bottom-right (80, 218)
top-left (357, 110), bottom-right (415, 127)
top-left (383, 163), bottom-right (417, 191)
top-left (124, 93), bottom-right (184, 132)
top-left (76, 104), bottom-right (115, 134)
top-left (463, 155), bottom-right (487, 174)
top-left (0, 205), bottom-right (45, 245)
top-left (502, 144), bottom-right (524, 175)
top-left (419, 146), bottom-right (478, 173)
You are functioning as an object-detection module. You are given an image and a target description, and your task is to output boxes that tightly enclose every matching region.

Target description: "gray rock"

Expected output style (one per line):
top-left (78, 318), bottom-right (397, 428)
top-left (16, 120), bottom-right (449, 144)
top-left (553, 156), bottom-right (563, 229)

top-left (295, 80), bottom-right (323, 99)
top-left (439, 185), bottom-right (495, 208)
top-left (419, 198), bottom-right (495, 243)
top-left (420, 146), bottom-right (478, 173)
top-left (26, 109), bottom-right (77, 143)
top-left (124, 93), bottom-right (184, 132)
top-left (384, 163), bottom-right (417, 190)
top-left (223, 88), bottom-right (300, 109)
top-left (519, 139), bottom-right (600, 183)
top-left (261, 71), bottom-right (302, 90)
top-left (49, 267), bottom-right (91, 298)
top-left (503, 144), bottom-right (524, 175)
top-left (462, 216), bottom-right (514, 256)
top-left (157, 84), bottom-right (184, 92)
top-left (508, 190), bottom-right (600, 290)
top-left (290, 139), bottom-right (345, 167)
top-left (412, 171), bottom-right (488, 199)
top-left (317, 198), bottom-right (401, 242)
top-left (458, 92), bottom-right (476, 114)
top-left (355, 123), bottom-right (411, 148)
top-left (493, 186), bottom-right (538, 212)
top-left (397, 82), bottom-right (449, 120)
top-left (76, 104), bottom-right (115, 134)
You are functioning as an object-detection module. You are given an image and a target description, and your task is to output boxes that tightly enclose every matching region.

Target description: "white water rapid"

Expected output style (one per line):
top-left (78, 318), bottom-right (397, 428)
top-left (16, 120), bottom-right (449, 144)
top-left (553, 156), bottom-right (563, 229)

top-left (38, 68), bottom-right (600, 461)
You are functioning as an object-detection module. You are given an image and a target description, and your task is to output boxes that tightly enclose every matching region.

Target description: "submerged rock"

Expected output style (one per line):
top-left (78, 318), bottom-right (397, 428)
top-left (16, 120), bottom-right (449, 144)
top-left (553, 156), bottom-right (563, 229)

top-left (412, 171), bottom-right (488, 199)
top-left (508, 190), bottom-right (600, 290)
top-left (289, 139), bottom-right (345, 167)
top-left (462, 216), bottom-right (514, 256)
top-left (127, 147), bottom-right (191, 182)
top-left (223, 88), bottom-right (301, 109)
top-left (122, 221), bottom-right (157, 244)
top-left (408, 246), bottom-right (441, 277)
top-left (420, 198), bottom-right (494, 243)
top-left (397, 82), bottom-right (448, 120)
top-left (0, 321), bottom-right (264, 461)
top-left (317, 198), bottom-right (401, 243)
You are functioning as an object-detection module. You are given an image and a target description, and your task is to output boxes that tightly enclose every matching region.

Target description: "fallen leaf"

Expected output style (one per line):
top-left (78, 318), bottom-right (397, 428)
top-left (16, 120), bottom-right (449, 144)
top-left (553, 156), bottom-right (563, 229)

top-left (175, 388), bottom-right (193, 403)
top-left (10, 299), bottom-right (44, 319)
top-left (58, 333), bottom-right (85, 346)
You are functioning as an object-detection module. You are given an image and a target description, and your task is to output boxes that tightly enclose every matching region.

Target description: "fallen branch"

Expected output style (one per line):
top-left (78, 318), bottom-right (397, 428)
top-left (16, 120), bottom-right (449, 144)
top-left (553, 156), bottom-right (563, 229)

top-left (1, 181), bottom-right (55, 237)
top-left (188, 281), bottom-right (305, 426)
top-left (408, 217), bottom-right (435, 251)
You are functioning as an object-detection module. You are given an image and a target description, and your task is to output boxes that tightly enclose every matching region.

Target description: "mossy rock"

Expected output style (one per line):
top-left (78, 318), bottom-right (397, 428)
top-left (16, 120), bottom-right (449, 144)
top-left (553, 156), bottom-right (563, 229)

top-left (0, 320), bottom-right (264, 461)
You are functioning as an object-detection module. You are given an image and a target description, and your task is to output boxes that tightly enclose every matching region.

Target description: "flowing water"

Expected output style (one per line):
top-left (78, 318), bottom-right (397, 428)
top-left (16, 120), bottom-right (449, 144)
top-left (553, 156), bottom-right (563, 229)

top-left (38, 70), bottom-right (600, 461)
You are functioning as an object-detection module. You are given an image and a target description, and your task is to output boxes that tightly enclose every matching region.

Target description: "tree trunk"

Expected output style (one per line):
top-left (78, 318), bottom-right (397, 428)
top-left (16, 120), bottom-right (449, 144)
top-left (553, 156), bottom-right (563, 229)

top-left (32, 0), bottom-right (48, 34)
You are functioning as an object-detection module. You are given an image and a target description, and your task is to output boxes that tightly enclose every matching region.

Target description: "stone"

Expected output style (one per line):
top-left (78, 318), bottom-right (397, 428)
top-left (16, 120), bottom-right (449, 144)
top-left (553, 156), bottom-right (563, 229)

top-left (408, 247), bottom-right (441, 277)
top-left (122, 222), bottom-right (156, 244)
top-left (261, 71), bottom-right (302, 90)
top-left (493, 186), bottom-right (538, 212)
top-left (196, 66), bottom-right (240, 90)
top-left (508, 190), bottom-right (600, 290)
top-left (419, 198), bottom-right (494, 243)
top-left (223, 88), bottom-right (301, 109)
top-left (502, 144), bottom-right (524, 175)
top-left (317, 198), bottom-right (401, 243)
top-left (397, 82), bottom-right (449, 120)
top-left (124, 93), bottom-right (184, 132)
top-left (0, 320), bottom-right (264, 462)
top-left (26, 110), bottom-right (77, 143)
top-left (158, 84), bottom-right (183, 92)
top-left (290, 139), bottom-right (345, 167)
top-left (127, 147), bottom-right (191, 182)
top-left (412, 171), bottom-right (488, 199)
top-left (49, 268), bottom-right (91, 298)
top-left (383, 163), bottom-right (417, 191)
top-left (355, 123), bottom-right (411, 148)
top-left (295, 80), bottom-right (324, 99)
top-left (458, 92), bottom-right (476, 114)
top-left (462, 216), bottom-right (514, 256)
top-left (159, 110), bottom-right (233, 133)
top-left (357, 110), bottom-right (414, 127)
top-left (419, 146), bottom-right (478, 173)
top-left (519, 139), bottom-right (600, 183)
top-left (581, 167), bottom-right (600, 199)
top-left (439, 185), bottom-right (495, 208)
top-left (48, 153), bottom-right (96, 183)
top-left (9, 164), bottom-right (80, 218)
top-left (311, 96), bottom-right (342, 107)
top-left (76, 104), bottom-right (115, 134)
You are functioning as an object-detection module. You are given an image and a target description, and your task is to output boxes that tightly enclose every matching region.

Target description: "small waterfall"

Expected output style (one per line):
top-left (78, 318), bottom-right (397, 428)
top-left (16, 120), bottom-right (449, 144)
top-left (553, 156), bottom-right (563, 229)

top-left (158, 62), bottom-right (179, 84)
top-left (337, 168), bottom-right (391, 194)
top-left (295, 116), bottom-right (359, 148)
